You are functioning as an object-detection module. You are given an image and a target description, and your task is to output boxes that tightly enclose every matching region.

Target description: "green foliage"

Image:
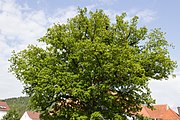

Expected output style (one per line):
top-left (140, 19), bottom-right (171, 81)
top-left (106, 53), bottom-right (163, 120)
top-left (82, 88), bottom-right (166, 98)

top-left (9, 8), bottom-right (177, 119)
top-left (90, 112), bottom-right (103, 120)
top-left (114, 114), bottom-right (126, 120)
top-left (4, 96), bottom-right (30, 117)
top-left (2, 109), bottom-right (20, 120)
top-left (135, 115), bottom-right (151, 120)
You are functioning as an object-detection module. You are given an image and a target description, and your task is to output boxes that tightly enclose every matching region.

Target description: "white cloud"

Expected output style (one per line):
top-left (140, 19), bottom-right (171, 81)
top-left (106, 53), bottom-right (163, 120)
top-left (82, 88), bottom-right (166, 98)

top-left (104, 9), bottom-right (121, 23)
top-left (149, 73), bottom-right (180, 112)
top-left (0, 0), bottom-right (48, 52)
top-left (0, 0), bottom-right (48, 99)
top-left (48, 5), bottom-right (96, 25)
top-left (125, 9), bottom-right (157, 23)
top-left (94, 0), bottom-right (118, 5)
top-left (135, 9), bottom-right (157, 23)
top-left (104, 9), bottom-right (156, 24)
top-left (0, 59), bottom-right (25, 99)
top-left (48, 6), bottom-right (78, 24)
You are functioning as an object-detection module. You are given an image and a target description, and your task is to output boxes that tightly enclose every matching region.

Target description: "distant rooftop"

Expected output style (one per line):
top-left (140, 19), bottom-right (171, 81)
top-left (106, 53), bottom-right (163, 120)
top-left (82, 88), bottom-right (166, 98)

top-left (27, 111), bottom-right (40, 120)
top-left (137, 104), bottom-right (180, 120)
top-left (0, 101), bottom-right (10, 111)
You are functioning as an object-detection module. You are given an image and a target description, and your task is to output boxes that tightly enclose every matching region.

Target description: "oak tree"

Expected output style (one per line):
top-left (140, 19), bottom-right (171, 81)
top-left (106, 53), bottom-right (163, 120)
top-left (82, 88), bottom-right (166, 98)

top-left (9, 8), bottom-right (176, 119)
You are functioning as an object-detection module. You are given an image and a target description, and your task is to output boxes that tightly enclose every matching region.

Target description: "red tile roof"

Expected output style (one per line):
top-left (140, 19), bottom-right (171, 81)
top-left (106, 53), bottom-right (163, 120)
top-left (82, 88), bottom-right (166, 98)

top-left (27, 111), bottom-right (40, 120)
top-left (137, 104), bottom-right (180, 120)
top-left (0, 101), bottom-right (10, 111)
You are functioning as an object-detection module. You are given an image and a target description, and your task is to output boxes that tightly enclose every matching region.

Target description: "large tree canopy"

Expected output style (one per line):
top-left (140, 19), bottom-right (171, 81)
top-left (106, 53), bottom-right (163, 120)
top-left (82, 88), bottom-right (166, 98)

top-left (9, 8), bottom-right (176, 119)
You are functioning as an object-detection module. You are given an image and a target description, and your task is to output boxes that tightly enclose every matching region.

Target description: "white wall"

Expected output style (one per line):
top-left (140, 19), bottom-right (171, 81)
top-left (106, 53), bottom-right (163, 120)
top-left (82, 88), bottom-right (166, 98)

top-left (0, 111), bottom-right (7, 120)
top-left (20, 112), bottom-right (32, 120)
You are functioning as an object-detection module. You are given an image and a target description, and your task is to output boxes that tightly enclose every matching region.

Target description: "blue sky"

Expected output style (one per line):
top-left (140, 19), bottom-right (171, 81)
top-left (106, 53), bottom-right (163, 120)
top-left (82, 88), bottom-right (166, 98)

top-left (1, 0), bottom-right (180, 111)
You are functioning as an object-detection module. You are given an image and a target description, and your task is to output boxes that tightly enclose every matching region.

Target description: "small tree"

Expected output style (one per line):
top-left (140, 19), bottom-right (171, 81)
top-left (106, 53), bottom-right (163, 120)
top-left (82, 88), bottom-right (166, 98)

top-left (9, 8), bottom-right (176, 119)
top-left (2, 110), bottom-right (20, 120)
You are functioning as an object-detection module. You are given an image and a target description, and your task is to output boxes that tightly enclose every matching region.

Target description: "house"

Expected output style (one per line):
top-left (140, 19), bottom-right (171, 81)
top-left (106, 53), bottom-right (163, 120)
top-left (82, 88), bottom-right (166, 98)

top-left (137, 104), bottom-right (180, 120)
top-left (20, 111), bottom-right (40, 120)
top-left (0, 101), bottom-right (10, 119)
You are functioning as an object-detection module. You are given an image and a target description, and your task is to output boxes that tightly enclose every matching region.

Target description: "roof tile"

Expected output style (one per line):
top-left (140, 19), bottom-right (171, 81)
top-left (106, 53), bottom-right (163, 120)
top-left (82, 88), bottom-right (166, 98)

top-left (138, 104), bottom-right (180, 120)
top-left (0, 101), bottom-right (10, 111)
top-left (27, 111), bottom-right (40, 120)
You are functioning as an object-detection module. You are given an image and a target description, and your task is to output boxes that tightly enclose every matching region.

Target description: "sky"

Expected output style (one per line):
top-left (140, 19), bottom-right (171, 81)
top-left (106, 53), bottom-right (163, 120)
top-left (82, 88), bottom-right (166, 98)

top-left (1, 0), bottom-right (180, 111)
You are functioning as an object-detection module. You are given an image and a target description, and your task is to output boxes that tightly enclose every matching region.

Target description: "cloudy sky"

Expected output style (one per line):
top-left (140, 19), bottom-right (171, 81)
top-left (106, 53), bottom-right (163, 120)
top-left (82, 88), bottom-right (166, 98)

top-left (1, 0), bottom-right (180, 111)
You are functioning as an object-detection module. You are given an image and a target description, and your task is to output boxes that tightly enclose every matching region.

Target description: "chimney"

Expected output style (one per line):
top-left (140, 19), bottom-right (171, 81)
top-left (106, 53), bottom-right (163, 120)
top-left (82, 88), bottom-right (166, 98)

top-left (177, 107), bottom-right (180, 115)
